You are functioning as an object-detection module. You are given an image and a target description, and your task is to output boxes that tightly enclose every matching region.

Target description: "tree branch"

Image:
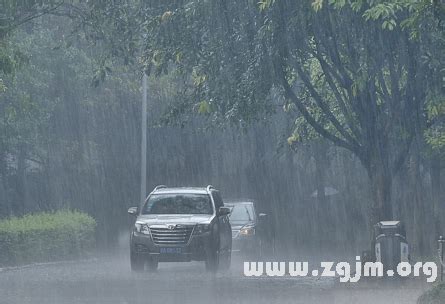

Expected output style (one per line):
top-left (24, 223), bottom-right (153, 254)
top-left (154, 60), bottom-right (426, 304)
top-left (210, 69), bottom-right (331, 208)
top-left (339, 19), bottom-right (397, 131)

top-left (7, 2), bottom-right (65, 34)
top-left (310, 42), bottom-right (362, 141)
top-left (292, 58), bottom-right (361, 149)
top-left (278, 70), bottom-right (362, 156)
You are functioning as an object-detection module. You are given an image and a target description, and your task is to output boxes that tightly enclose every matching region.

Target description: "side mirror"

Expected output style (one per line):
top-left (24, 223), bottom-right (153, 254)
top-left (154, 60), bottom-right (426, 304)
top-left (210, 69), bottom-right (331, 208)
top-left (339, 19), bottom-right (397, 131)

top-left (128, 207), bottom-right (139, 216)
top-left (219, 206), bottom-right (231, 216)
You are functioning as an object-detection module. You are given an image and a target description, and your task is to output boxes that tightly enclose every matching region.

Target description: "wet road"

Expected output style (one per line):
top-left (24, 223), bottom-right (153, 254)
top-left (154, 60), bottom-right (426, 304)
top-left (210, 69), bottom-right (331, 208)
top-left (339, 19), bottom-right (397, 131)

top-left (0, 252), bottom-right (428, 304)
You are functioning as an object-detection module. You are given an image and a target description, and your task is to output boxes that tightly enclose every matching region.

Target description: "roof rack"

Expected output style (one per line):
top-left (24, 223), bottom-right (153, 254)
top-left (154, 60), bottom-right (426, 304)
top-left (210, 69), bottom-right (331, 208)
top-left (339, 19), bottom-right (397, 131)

top-left (154, 185), bottom-right (167, 191)
top-left (206, 185), bottom-right (215, 191)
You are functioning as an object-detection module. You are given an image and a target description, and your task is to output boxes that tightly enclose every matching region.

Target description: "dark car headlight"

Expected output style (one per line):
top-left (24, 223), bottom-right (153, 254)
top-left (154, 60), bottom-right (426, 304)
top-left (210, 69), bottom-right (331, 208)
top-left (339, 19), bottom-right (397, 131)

top-left (194, 224), bottom-right (211, 235)
top-left (239, 226), bottom-right (255, 236)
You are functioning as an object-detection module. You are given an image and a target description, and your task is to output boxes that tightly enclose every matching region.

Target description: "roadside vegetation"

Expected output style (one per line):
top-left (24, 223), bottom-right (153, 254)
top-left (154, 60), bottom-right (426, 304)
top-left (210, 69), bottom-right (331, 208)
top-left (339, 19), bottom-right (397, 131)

top-left (418, 284), bottom-right (445, 304)
top-left (0, 210), bottom-right (96, 266)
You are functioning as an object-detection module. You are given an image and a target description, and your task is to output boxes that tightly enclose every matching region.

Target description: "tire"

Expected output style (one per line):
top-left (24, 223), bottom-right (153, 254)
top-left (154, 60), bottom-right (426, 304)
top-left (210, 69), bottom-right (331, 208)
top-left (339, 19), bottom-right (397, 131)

top-left (220, 247), bottom-right (231, 271)
top-left (130, 251), bottom-right (145, 272)
top-left (205, 248), bottom-right (220, 272)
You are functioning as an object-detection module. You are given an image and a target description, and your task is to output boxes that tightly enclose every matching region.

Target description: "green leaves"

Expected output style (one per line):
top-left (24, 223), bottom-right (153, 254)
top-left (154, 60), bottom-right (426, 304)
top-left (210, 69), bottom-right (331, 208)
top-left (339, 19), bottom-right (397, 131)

top-left (0, 0), bottom-right (65, 39)
top-left (0, 210), bottom-right (96, 266)
top-left (0, 42), bottom-right (27, 75)
top-left (92, 60), bottom-right (112, 88)
top-left (287, 133), bottom-right (299, 146)
top-left (350, 0), bottom-right (365, 12)
top-left (382, 19), bottom-right (396, 30)
top-left (0, 78), bottom-right (6, 92)
top-left (360, 0), bottom-right (433, 33)
top-left (258, 0), bottom-right (275, 11)
top-left (312, 0), bottom-right (324, 12)
top-left (67, 0), bottom-right (443, 160)
top-left (197, 100), bottom-right (211, 114)
top-left (161, 11), bottom-right (173, 23)
top-left (425, 129), bottom-right (445, 150)
top-left (329, 0), bottom-right (347, 10)
top-left (363, 3), bottom-right (398, 21)
top-left (192, 67), bottom-right (207, 87)
top-left (425, 94), bottom-right (445, 150)
top-left (311, 0), bottom-right (429, 32)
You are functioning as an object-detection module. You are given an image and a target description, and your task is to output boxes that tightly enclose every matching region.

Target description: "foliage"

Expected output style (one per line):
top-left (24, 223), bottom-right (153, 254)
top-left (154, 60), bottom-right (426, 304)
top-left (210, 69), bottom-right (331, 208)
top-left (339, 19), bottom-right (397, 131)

top-left (0, 0), bottom-right (65, 78)
top-left (0, 0), bottom-right (64, 38)
top-left (0, 18), bottom-right (87, 181)
top-left (61, 0), bottom-right (445, 222)
top-left (71, 1), bottom-right (276, 125)
top-left (0, 210), bottom-right (96, 266)
top-left (0, 14), bottom-right (142, 243)
top-left (425, 91), bottom-right (445, 150)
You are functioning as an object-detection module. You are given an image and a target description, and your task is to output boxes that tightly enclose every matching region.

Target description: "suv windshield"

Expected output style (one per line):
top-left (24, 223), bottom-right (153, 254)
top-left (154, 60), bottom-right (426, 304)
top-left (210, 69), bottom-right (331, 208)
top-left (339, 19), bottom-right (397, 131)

top-left (142, 194), bottom-right (213, 215)
top-left (228, 204), bottom-right (255, 222)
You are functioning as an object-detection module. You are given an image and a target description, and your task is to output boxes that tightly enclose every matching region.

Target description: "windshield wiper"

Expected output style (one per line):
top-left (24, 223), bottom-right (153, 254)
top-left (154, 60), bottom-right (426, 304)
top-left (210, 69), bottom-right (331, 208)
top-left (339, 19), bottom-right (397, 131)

top-left (244, 207), bottom-right (252, 221)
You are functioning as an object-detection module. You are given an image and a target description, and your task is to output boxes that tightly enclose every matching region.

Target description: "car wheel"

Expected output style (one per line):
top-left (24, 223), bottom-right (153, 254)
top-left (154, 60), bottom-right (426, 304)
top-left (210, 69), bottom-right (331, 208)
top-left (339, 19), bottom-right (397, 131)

top-left (205, 247), bottom-right (220, 272)
top-left (220, 247), bottom-right (231, 271)
top-left (130, 251), bottom-right (145, 272)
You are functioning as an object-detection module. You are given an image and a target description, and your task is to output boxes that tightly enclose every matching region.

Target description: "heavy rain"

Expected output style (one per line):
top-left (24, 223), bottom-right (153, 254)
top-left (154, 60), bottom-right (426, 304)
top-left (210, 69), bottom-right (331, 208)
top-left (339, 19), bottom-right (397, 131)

top-left (0, 1), bottom-right (444, 304)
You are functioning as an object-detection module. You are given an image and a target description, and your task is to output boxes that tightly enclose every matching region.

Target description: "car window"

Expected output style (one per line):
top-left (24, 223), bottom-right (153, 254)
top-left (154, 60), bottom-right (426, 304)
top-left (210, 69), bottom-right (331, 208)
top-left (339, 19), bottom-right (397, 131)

top-left (228, 204), bottom-right (255, 222)
top-left (142, 194), bottom-right (213, 215)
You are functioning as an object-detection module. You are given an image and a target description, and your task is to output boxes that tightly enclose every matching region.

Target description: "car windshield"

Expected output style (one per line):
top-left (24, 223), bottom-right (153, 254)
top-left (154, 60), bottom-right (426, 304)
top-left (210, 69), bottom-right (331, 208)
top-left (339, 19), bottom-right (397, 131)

top-left (228, 204), bottom-right (255, 222)
top-left (142, 194), bottom-right (213, 215)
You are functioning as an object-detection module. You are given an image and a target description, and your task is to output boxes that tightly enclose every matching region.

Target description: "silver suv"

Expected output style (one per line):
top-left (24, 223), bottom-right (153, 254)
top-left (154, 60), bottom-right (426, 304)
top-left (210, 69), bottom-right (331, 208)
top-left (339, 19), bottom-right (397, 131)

top-left (128, 185), bottom-right (232, 272)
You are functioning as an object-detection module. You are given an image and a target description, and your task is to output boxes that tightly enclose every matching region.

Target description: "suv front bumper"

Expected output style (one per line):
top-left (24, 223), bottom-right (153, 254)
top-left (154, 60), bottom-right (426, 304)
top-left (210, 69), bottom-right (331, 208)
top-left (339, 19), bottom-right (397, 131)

top-left (131, 231), bottom-right (213, 262)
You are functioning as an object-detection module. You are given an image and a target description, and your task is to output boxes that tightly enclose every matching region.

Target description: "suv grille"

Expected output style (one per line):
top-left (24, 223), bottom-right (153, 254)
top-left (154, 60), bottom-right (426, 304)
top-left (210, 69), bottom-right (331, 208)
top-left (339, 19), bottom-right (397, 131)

top-left (149, 225), bottom-right (194, 245)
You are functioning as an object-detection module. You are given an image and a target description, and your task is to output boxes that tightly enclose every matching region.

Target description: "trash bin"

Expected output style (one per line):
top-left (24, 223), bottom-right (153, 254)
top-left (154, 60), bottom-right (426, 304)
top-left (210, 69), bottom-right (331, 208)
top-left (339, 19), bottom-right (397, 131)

top-left (373, 221), bottom-right (409, 272)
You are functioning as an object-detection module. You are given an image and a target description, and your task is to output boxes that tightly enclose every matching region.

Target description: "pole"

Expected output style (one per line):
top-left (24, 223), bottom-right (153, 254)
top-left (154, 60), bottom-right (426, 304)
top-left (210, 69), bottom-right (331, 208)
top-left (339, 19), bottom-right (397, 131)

top-left (439, 236), bottom-right (444, 282)
top-left (140, 73), bottom-right (148, 204)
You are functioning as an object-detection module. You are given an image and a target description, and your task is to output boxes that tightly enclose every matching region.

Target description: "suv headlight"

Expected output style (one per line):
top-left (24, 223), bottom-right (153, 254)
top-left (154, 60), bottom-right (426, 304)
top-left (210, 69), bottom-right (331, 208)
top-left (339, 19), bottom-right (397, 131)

top-left (194, 224), bottom-right (211, 235)
top-left (135, 223), bottom-right (150, 235)
top-left (239, 226), bottom-right (255, 236)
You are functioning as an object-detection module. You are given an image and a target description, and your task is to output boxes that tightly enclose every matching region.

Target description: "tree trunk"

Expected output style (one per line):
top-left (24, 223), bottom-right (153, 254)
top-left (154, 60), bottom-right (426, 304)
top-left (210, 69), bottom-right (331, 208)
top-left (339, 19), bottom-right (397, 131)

top-left (313, 140), bottom-right (329, 249)
top-left (411, 151), bottom-right (427, 256)
top-left (0, 148), bottom-right (8, 217)
top-left (431, 152), bottom-right (442, 239)
top-left (15, 144), bottom-right (27, 215)
top-left (368, 160), bottom-right (393, 226)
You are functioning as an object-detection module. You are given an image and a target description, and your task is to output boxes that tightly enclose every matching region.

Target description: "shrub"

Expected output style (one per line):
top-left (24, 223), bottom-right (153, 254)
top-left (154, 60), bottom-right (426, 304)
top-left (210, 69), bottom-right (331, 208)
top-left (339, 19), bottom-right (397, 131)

top-left (0, 210), bottom-right (96, 266)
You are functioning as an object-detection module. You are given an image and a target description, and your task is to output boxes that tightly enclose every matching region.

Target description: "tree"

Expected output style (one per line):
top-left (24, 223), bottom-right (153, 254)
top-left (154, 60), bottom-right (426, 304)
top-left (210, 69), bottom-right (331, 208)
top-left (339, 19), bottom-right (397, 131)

top-left (268, 1), bottom-right (431, 224)
top-left (25, 0), bottom-right (443, 226)
top-left (83, 0), bottom-right (442, 223)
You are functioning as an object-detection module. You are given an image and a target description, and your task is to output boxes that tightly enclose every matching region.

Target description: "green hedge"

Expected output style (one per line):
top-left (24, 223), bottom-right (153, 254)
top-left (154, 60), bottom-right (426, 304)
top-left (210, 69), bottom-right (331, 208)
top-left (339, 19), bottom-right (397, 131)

top-left (417, 283), bottom-right (445, 304)
top-left (0, 210), bottom-right (96, 266)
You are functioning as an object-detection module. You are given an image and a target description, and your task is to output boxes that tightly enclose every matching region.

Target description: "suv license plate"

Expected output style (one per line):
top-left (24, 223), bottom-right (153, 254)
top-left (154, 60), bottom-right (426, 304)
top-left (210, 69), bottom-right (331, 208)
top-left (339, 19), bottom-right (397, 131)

top-left (160, 247), bottom-right (182, 254)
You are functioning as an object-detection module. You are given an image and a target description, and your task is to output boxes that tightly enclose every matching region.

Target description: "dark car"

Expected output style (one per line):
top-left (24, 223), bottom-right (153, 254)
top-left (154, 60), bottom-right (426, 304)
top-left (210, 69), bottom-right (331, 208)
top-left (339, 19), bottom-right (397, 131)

top-left (226, 200), bottom-right (270, 257)
top-left (128, 185), bottom-right (232, 272)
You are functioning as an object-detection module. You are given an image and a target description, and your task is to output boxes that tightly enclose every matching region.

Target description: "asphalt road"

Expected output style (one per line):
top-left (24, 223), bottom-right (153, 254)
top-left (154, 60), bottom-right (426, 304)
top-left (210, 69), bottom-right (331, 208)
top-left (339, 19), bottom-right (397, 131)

top-left (0, 251), bottom-right (429, 304)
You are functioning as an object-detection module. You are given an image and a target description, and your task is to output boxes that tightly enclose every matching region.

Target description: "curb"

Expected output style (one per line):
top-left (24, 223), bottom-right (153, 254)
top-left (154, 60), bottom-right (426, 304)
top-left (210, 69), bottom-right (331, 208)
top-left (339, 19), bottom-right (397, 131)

top-left (0, 257), bottom-right (98, 273)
